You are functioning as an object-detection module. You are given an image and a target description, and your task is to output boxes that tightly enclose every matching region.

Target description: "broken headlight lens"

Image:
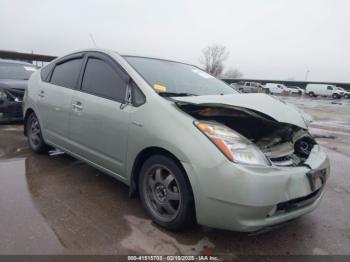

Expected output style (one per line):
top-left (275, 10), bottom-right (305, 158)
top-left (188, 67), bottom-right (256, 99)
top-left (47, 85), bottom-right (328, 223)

top-left (195, 121), bottom-right (270, 166)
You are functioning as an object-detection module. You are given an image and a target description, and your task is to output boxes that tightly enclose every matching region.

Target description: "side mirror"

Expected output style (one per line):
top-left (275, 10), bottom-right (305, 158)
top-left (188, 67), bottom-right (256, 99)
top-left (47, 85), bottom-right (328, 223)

top-left (120, 80), bottom-right (132, 109)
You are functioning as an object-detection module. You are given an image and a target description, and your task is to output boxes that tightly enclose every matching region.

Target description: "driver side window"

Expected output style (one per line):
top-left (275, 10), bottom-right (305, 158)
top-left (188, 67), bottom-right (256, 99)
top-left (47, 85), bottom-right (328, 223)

top-left (81, 58), bottom-right (127, 103)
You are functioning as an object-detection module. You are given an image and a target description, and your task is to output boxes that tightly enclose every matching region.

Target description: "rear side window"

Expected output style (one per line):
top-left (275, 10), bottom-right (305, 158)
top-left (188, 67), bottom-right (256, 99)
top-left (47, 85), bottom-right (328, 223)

top-left (50, 58), bottom-right (83, 89)
top-left (327, 86), bottom-right (333, 90)
top-left (81, 58), bottom-right (127, 102)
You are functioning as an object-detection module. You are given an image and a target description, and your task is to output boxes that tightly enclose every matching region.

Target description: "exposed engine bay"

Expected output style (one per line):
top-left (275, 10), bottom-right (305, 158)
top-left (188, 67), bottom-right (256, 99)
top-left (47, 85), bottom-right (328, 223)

top-left (177, 103), bottom-right (316, 167)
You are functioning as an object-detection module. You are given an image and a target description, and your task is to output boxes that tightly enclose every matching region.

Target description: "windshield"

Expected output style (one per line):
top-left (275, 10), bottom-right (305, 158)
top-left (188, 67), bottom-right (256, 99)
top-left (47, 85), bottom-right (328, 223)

top-left (0, 62), bottom-right (37, 80)
top-left (124, 56), bottom-right (237, 96)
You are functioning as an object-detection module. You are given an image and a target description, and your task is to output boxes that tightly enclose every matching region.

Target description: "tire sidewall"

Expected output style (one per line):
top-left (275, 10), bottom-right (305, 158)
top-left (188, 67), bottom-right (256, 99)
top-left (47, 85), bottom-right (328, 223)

top-left (138, 155), bottom-right (194, 230)
top-left (26, 113), bottom-right (47, 153)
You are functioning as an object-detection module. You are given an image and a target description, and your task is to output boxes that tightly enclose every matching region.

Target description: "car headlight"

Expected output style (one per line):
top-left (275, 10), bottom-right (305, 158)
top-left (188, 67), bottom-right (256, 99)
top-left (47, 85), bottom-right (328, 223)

top-left (0, 90), bottom-right (7, 99)
top-left (195, 121), bottom-right (270, 166)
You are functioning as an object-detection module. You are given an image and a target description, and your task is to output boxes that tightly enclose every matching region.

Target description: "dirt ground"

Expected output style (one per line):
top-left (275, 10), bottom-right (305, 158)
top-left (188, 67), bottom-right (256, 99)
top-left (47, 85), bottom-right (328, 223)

top-left (0, 96), bottom-right (349, 256)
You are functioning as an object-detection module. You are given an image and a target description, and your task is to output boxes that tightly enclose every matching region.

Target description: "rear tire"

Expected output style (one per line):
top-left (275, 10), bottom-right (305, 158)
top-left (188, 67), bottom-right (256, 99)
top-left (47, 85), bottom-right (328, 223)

top-left (26, 112), bottom-right (48, 153)
top-left (345, 94), bottom-right (350, 99)
top-left (308, 92), bottom-right (315, 97)
top-left (138, 155), bottom-right (195, 231)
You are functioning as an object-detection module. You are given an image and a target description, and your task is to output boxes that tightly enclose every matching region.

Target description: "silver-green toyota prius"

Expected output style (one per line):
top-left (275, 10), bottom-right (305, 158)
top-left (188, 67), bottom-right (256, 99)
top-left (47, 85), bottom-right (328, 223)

top-left (23, 49), bottom-right (330, 232)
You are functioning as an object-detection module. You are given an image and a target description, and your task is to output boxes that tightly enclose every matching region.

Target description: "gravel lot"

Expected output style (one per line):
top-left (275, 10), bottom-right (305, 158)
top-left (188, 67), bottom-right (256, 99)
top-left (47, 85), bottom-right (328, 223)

top-left (0, 95), bottom-right (350, 256)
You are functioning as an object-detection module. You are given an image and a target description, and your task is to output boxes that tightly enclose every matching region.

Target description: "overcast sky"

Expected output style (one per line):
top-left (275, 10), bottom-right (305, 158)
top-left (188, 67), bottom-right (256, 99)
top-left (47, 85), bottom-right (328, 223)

top-left (0, 0), bottom-right (349, 82)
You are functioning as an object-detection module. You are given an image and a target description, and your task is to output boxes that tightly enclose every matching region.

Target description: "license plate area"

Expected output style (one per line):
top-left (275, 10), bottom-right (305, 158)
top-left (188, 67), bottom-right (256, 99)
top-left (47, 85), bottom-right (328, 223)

top-left (306, 168), bottom-right (326, 191)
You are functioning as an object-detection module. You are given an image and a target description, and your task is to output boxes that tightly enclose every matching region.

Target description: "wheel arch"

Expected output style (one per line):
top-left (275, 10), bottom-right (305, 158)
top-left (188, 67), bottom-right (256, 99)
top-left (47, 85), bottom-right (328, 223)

top-left (129, 146), bottom-right (192, 198)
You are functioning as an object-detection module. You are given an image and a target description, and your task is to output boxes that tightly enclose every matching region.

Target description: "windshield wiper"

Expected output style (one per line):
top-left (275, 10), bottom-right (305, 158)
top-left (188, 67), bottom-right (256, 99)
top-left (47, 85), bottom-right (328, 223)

top-left (158, 92), bottom-right (198, 97)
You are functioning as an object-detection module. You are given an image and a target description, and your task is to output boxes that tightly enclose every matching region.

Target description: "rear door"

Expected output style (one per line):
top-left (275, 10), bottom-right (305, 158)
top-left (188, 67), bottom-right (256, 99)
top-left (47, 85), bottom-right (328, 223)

top-left (36, 53), bottom-right (84, 148)
top-left (68, 52), bottom-right (131, 178)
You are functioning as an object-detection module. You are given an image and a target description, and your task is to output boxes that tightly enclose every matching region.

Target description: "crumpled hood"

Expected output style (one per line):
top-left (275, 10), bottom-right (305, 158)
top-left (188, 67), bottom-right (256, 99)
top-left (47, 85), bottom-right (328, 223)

top-left (173, 93), bottom-right (307, 129)
top-left (0, 79), bottom-right (28, 90)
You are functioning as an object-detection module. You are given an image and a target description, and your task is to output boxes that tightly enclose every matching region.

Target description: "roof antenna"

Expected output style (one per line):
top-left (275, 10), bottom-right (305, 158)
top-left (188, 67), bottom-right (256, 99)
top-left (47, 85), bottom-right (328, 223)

top-left (89, 33), bottom-right (97, 47)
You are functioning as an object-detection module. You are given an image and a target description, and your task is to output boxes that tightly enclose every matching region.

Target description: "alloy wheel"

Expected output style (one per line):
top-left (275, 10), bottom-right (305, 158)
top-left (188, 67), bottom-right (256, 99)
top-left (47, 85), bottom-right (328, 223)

top-left (142, 165), bottom-right (181, 222)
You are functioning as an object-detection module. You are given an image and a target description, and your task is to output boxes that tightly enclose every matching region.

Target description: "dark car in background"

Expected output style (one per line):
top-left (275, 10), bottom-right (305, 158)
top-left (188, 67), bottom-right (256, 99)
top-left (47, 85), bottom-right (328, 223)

top-left (0, 59), bottom-right (37, 122)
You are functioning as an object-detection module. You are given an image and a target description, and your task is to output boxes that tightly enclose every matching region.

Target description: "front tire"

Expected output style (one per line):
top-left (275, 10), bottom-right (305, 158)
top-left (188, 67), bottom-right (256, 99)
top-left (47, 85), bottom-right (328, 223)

top-left (344, 94), bottom-right (349, 99)
top-left (138, 155), bottom-right (195, 231)
top-left (26, 112), bottom-right (48, 153)
top-left (332, 93), bottom-right (340, 99)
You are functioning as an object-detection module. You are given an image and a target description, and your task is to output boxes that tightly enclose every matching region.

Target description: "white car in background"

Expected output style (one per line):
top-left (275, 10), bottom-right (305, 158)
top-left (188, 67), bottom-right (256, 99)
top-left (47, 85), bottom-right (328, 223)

top-left (305, 84), bottom-right (343, 99)
top-left (337, 87), bottom-right (350, 99)
top-left (265, 83), bottom-right (291, 94)
top-left (288, 86), bottom-right (304, 95)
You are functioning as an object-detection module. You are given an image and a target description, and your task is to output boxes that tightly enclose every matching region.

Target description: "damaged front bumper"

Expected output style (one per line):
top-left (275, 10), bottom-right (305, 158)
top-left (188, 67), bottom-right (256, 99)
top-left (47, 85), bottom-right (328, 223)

top-left (0, 99), bottom-right (23, 123)
top-left (183, 145), bottom-right (330, 232)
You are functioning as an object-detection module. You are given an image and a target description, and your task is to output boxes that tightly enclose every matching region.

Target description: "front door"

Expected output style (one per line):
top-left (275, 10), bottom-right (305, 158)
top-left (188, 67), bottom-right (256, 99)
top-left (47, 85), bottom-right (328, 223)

top-left (326, 86), bottom-right (334, 96)
top-left (68, 53), bottom-right (130, 178)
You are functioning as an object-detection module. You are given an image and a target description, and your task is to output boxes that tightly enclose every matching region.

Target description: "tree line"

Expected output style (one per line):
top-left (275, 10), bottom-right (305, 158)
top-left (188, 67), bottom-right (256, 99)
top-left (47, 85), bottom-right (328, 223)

top-left (199, 44), bottom-right (243, 79)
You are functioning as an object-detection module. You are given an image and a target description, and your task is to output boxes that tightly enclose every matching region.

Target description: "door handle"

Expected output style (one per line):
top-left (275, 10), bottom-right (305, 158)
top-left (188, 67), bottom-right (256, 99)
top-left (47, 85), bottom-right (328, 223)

top-left (72, 101), bottom-right (83, 111)
top-left (38, 90), bottom-right (45, 98)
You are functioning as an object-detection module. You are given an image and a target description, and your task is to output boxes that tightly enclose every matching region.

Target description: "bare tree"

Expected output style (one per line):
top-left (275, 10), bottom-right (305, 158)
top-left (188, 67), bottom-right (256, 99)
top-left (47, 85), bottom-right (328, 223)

top-left (223, 68), bottom-right (243, 79)
top-left (200, 44), bottom-right (229, 77)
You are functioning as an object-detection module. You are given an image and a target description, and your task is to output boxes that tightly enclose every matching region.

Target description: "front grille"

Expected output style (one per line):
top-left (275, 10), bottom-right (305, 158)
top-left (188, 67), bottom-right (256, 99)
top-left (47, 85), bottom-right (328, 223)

top-left (12, 104), bottom-right (23, 117)
top-left (275, 187), bottom-right (322, 214)
top-left (1, 101), bottom-right (23, 119)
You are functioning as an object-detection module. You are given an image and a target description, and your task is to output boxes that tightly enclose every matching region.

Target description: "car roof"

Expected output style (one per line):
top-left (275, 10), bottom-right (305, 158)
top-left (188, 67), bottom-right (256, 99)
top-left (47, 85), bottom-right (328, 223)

top-left (122, 55), bottom-right (196, 68)
top-left (57, 48), bottom-right (195, 68)
top-left (0, 58), bottom-right (36, 66)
